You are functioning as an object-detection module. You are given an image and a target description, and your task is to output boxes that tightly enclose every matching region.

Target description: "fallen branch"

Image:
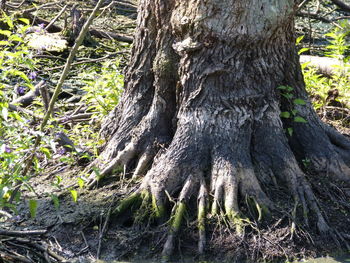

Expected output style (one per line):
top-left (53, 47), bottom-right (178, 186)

top-left (89, 28), bottom-right (133, 43)
top-left (325, 106), bottom-right (350, 114)
top-left (4, 0), bottom-right (25, 9)
top-left (300, 55), bottom-right (348, 77)
top-left (58, 112), bottom-right (95, 123)
top-left (11, 80), bottom-right (45, 108)
top-left (15, 239), bottom-right (66, 262)
top-left (42, 51), bottom-right (126, 71)
top-left (0, 209), bottom-right (13, 218)
top-left (330, 0), bottom-right (350, 13)
top-left (0, 229), bottom-right (47, 236)
top-left (332, 15), bottom-right (350, 20)
top-left (297, 11), bottom-right (333, 23)
top-left (21, 1), bottom-right (63, 13)
top-left (32, 54), bottom-right (66, 61)
top-left (45, 4), bottom-right (68, 31)
top-left (0, 251), bottom-right (32, 263)
top-left (22, 12), bottom-right (133, 42)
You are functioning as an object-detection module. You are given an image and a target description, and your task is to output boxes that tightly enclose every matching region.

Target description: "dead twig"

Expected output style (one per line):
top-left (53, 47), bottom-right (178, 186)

top-left (58, 112), bottom-right (95, 123)
top-left (5, 0), bottom-right (26, 9)
top-left (45, 4), bottom-right (68, 31)
top-left (33, 54), bottom-right (66, 61)
top-left (0, 229), bottom-right (47, 236)
top-left (76, 231), bottom-right (90, 256)
top-left (0, 209), bottom-right (13, 218)
top-left (13, 239), bottom-right (67, 262)
top-left (297, 11), bottom-right (343, 29)
top-left (21, 12), bottom-right (134, 42)
top-left (89, 29), bottom-right (133, 43)
top-left (10, 80), bottom-right (45, 108)
top-left (0, 250), bottom-right (33, 263)
top-left (43, 51), bottom-right (126, 71)
top-left (96, 205), bottom-right (113, 259)
top-left (22, 1), bottom-right (63, 13)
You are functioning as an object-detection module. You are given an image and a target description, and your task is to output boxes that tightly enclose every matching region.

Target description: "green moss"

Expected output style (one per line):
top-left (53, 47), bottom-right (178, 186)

top-left (151, 195), bottom-right (166, 219)
top-left (225, 208), bottom-right (244, 235)
top-left (113, 192), bottom-right (141, 215)
top-left (171, 202), bottom-right (186, 233)
top-left (198, 204), bottom-right (206, 231)
top-left (152, 50), bottom-right (178, 79)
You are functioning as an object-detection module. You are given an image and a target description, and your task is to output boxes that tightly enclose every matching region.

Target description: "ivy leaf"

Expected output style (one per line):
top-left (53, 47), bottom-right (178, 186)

top-left (29, 199), bottom-right (38, 218)
top-left (294, 116), bottom-right (308, 123)
top-left (287, 128), bottom-right (293, 137)
top-left (9, 34), bottom-right (23, 42)
top-left (298, 48), bottom-right (309, 55)
top-left (55, 176), bottom-right (62, 185)
top-left (40, 147), bottom-right (51, 159)
top-left (70, 190), bottom-right (78, 203)
top-left (77, 178), bottom-right (84, 188)
top-left (0, 30), bottom-right (12, 37)
top-left (296, 35), bottom-right (304, 45)
top-left (282, 93), bottom-right (294, 99)
top-left (0, 40), bottom-right (9, 45)
top-left (277, 85), bottom-right (289, 90)
top-left (293, 98), bottom-right (306, 105)
top-left (51, 194), bottom-right (60, 210)
top-left (291, 109), bottom-right (298, 116)
top-left (18, 18), bottom-right (30, 25)
top-left (277, 85), bottom-right (294, 92)
top-left (280, 112), bottom-right (291, 118)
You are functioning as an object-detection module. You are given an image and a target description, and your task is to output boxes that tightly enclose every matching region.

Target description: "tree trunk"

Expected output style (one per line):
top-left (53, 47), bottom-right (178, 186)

top-left (91, 0), bottom-right (350, 258)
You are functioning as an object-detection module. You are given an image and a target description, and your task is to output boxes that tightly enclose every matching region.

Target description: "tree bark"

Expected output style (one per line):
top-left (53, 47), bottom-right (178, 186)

top-left (91, 0), bottom-right (350, 258)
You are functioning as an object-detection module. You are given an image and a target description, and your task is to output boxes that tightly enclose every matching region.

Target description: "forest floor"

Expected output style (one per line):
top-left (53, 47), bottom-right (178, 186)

top-left (1, 1), bottom-right (350, 263)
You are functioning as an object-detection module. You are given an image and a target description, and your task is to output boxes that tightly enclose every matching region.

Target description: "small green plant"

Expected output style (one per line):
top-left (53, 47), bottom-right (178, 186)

top-left (0, 13), bottom-right (73, 216)
top-left (278, 85), bottom-right (307, 136)
top-left (324, 24), bottom-right (349, 62)
top-left (80, 59), bottom-right (124, 116)
top-left (0, 7), bottom-right (124, 216)
top-left (0, 13), bottom-right (40, 213)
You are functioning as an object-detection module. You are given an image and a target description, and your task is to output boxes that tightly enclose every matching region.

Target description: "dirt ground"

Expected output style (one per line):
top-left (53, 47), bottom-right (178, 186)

top-left (4, 140), bottom-right (350, 262)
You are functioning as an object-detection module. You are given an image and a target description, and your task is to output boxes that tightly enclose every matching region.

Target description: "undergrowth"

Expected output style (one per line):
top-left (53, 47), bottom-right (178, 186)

top-left (0, 13), bottom-right (124, 216)
top-left (300, 22), bottom-right (350, 110)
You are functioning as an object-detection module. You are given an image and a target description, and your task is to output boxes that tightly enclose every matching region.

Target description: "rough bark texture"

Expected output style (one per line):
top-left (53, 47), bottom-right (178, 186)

top-left (91, 0), bottom-right (350, 258)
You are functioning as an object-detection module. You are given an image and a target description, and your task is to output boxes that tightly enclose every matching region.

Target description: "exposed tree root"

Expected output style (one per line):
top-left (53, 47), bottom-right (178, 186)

top-left (98, 102), bottom-right (349, 260)
top-left (282, 54), bottom-right (350, 183)
top-left (289, 111), bottom-right (350, 182)
top-left (89, 4), bottom-right (350, 258)
top-left (86, 97), bottom-right (350, 262)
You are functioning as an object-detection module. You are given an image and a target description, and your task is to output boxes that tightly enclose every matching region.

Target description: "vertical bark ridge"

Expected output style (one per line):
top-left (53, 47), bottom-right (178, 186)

top-left (97, 0), bottom-right (180, 173)
top-left (99, 0), bottom-right (158, 156)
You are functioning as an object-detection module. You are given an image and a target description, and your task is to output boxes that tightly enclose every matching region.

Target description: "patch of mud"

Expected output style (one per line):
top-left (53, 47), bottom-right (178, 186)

top-left (5, 165), bottom-right (349, 263)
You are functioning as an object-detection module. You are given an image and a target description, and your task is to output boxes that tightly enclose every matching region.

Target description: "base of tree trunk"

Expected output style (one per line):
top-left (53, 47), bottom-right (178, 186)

top-left (88, 96), bottom-right (350, 260)
top-left (85, 0), bottom-right (350, 260)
